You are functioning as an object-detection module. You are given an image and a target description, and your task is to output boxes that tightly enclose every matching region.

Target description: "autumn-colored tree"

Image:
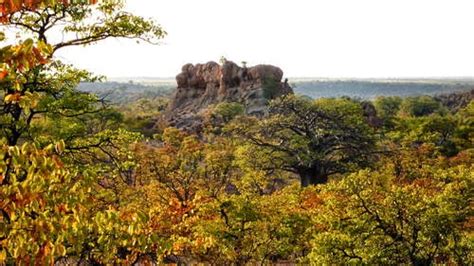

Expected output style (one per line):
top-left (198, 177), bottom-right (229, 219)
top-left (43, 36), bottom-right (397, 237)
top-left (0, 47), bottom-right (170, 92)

top-left (135, 128), bottom-right (235, 206)
top-left (1, 0), bottom-right (166, 165)
top-left (0, 0), bottom-right (165, 184)
top-left (0, 140), bottom-right (100, 264)
top-left (129, 128), bottom-right (238, 262)
top-left (190, 184), bottom-right (313, 264)
top-left (0, 0), bottom-right (166, 263)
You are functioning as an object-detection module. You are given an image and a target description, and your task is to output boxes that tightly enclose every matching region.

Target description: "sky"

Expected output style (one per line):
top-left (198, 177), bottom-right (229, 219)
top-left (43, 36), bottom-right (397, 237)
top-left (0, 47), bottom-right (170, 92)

top-left (55, 0), bottom-right (474, 79)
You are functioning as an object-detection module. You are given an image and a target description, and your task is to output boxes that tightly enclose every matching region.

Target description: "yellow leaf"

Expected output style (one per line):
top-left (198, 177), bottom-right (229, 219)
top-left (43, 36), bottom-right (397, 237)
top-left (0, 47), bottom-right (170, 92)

top-left (0, 249), bottom-right (6, 262)
top-left (55, 244), bottom-right (66, 256)
top-left (4, 94), bottom-right (13, 103)
top-left (127, 225), bottom-right (134, 234)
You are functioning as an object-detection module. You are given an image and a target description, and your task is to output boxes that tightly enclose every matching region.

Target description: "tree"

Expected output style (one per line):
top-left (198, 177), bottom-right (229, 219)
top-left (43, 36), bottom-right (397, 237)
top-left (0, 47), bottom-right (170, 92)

top-left (204, 102), bottom-right (245, 135)
top-left (385, 100), bottom-right (473, 158)
top-left (398, 95), bottom-right (445, 117)
top-left (374, 96), bottom-right (402, 128)
top-left (135, 128), bottom-right (235, 207)
top-left (191, 184), bottom-right (313, 264)
top-left (307, 165), bottom-right (473, 265)
top-left (0, 0), bottom-right (165, 188)
top-left (0, 141), bottom-right (92, 264)
top-left (231, 95), bottom-right (376, 187)
top-left (0, 0), bottom-right (166, 263)
top-left (453, 100), bottom-right (474, 151)
top-left (262, 76), bottom-right (280, 100)
top-left (0, 0), bottom-right (165, 146)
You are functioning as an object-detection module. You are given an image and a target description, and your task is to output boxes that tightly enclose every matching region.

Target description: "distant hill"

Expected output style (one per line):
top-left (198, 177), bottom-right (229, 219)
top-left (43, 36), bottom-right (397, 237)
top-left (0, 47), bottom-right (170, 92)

top-left (290, 78), bottom-right (474, 99)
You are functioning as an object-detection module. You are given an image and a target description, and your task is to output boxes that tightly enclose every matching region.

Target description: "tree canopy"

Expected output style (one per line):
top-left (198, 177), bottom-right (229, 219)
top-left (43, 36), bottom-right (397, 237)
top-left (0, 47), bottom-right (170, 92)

top-left (0, 1), bottom-right (472, 264)
top-left (231, 95), bottom-right (376, 186)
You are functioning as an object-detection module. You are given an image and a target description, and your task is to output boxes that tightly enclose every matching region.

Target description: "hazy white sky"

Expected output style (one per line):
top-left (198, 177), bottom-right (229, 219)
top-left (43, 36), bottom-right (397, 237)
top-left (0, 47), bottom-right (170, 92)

top-left (55, 0), bottom-right (474, 78)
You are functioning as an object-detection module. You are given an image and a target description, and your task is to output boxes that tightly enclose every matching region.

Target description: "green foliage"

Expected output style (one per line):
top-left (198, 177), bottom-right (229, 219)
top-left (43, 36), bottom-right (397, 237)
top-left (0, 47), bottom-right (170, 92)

top-left (307, 165), bottom-right (473, 265)
top-left (231, 95), bottom-right (376, 186)
top-left (0, 0), bottom-right (165, 146)
top-left (374, 96), bottom-right (402, 128)
top-left (1, 1), bottom-right (473, 265)
top-left (212, 102), bottom-right (245, 123)
top-left (374, 96), bottom-right (403, 117)
top-left (262, 77), bottom-right (280, 100)
top-left (120, 97), bottom-right (169, 137)
top-left (399, 95), bottom-right (445, 117)
top-left (204, 102), bottom-right (245, 135)
top-left (386, 100), bottom-right (473, 157)
top-left (455, 101), bottom-right (474, 150)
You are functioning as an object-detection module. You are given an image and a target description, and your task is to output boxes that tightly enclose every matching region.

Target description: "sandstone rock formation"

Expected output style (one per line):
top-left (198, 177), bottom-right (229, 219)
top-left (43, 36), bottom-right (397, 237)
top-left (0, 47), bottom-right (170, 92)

top-left (166, 60), bottom-right (293, 131)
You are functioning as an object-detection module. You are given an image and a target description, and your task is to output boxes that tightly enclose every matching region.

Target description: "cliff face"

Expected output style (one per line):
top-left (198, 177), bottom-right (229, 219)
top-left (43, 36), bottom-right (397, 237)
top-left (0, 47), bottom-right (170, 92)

top-left (166, 60), bottom-right (293, 131)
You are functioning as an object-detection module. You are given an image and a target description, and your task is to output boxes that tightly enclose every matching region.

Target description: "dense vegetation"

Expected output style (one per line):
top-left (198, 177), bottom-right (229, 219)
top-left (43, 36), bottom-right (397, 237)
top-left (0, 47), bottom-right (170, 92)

top-left (0, 1), bottom-right (472, 265)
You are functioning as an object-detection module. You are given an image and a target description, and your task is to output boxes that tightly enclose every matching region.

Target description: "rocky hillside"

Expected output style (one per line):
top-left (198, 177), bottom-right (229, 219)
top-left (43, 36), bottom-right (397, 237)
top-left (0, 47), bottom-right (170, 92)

top-left (165, 60), bottom-right (293, 131)
top-left (435, 89), bottom-right (474, 112)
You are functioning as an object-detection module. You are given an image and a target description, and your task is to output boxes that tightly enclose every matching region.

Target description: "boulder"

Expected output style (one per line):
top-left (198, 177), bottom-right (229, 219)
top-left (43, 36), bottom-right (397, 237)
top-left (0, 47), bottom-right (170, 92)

top-left (166, 60), bottom-right (293, 131)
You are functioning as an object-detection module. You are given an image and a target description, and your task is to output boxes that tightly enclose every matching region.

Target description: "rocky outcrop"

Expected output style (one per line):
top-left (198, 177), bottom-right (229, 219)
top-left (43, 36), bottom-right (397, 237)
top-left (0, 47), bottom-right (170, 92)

top-left (166, 60), bottom-right (293, 131)
top-left (435, 89), bottom-right (474, 112)
top-left (361, 101), bottom-right (383, 128)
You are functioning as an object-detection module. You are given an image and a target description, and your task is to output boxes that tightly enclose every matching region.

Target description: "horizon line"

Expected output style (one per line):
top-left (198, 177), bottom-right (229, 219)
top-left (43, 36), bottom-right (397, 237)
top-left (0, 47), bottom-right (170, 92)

top-left (106, 76), bottom-right (474, 81)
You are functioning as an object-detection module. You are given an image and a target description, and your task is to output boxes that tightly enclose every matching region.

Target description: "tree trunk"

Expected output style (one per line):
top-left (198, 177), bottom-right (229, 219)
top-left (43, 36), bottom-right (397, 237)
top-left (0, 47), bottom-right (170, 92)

top-left (298, 167), bottom-right (328, 187)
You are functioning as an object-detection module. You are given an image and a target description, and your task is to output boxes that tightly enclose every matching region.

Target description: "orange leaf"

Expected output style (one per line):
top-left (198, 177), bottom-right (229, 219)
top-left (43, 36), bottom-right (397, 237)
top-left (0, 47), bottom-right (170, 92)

top-left (0, 69), bottom-right (7, 80)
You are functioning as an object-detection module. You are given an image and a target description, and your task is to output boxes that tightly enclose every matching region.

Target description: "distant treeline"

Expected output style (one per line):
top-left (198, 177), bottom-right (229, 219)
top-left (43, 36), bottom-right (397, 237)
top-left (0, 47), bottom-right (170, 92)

top-left (292, 80), bottom-right (474, 100)
top-left (78, 81), bottom-right (174, 104)
top-left (78, 79), bottom-right (474, 106)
